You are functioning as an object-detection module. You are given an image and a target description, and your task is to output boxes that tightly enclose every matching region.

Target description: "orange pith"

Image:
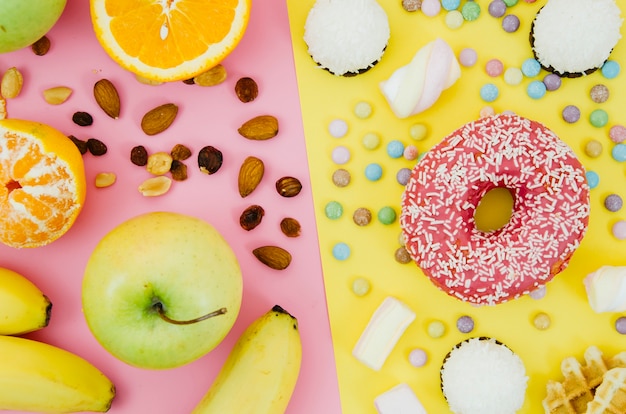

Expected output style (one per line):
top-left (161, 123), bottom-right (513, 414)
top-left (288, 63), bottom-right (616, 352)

top-left (90, 0), bottom-right (251, 82)
top-left (0, 119), bottom-right (86, 248)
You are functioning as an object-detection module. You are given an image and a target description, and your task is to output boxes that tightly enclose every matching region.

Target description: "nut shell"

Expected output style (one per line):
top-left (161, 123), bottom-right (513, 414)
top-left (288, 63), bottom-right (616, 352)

top-left (197, 146), bottom-right (223, 175)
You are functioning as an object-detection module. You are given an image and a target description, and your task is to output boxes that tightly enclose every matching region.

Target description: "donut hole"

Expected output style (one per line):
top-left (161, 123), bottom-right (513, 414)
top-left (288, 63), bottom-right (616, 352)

top-left (474, 187), bottom-right (515, 232)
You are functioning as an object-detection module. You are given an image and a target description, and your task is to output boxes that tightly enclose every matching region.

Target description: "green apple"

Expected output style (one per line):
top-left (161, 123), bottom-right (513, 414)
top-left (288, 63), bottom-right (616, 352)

top-left (0, 0), bottom-right (67, 53)
top-left (82, 211), bottom-right (243, 369)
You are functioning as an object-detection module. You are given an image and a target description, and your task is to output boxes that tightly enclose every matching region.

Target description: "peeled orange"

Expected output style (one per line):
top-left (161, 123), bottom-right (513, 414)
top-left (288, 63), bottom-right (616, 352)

top-left (0, 119), bottom-right (86, 248)
top-left (90, 0), bottom-right (252, 82)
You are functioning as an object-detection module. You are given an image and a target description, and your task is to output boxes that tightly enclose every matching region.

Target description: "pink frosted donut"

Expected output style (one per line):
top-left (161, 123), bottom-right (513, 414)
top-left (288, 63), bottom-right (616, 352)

top-left (400, 114), bottom-right (590, 305)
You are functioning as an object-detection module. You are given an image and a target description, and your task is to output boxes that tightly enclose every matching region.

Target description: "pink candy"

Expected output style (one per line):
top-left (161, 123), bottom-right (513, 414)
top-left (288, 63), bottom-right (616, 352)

top-left (609, 125), bottom-right (626, 143)
top-left (421, 0), bottom-right (441, 17)
top-left (485, 59), bottom-right (504, 77)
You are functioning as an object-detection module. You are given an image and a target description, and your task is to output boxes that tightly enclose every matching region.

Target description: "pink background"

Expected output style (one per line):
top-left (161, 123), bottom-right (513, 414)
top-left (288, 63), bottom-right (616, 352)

top-left (0, 0), bottom-right (341, 412)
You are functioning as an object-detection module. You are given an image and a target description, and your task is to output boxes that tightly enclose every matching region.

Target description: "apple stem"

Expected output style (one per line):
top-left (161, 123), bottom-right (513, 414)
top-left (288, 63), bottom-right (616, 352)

top-left (153, 302), bottom-right (227, 325)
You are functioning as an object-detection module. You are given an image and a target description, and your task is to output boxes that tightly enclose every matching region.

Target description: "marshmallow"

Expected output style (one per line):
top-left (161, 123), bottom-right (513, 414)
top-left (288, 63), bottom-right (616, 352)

top-left (380, 38), bottom-right (461, 118)
top-left (584, 266), bottom-right (626, 313)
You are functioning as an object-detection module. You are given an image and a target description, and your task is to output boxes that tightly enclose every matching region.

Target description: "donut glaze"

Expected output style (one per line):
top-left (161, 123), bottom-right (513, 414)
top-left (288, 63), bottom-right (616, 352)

top-left (400, 114), bottom-right (590, 305)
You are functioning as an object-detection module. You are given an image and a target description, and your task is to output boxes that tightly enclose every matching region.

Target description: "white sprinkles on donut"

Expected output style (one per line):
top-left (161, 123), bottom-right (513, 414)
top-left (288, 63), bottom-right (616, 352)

top-left (400, 114), bottom-right (590, 305)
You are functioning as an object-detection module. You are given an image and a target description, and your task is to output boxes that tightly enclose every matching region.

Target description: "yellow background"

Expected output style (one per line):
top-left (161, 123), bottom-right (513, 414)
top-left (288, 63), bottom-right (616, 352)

top-left (287, 0), bottom-right (626, 412)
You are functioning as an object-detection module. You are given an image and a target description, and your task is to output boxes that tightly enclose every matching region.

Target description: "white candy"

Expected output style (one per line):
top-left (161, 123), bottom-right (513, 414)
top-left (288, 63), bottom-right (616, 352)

top-left (584, 266), bottom-right (626, 313)
top-left (374, 383), bottom-right (427, 414)
top-left (352, 296), bottom-right (416, 371)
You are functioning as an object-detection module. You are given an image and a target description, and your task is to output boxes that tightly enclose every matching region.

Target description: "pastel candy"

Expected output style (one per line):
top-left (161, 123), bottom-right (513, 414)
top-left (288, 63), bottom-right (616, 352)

top-left (584, 266), bottom-right (626, 313)
top-left (380, 38), bottom-right (461, 118)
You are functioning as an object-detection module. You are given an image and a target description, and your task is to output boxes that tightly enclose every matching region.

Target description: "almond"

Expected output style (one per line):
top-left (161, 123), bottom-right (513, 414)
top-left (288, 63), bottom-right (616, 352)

top-left (94, 79), bottom-right (121, 119)
top-left (238, 115), bottom-right (279, 140)
top-left (238, 156), bottom-right (264, 197)
top-left (141, 103), bottom-right (178, 136)
top-left (252, 246), bottom-right (292, 270)
top-left (193, 64), bottom-right (227, 86)
top-left (43, 86), bottom-right (73, 105)
top-left (1, 67), bottom-right (23, 99)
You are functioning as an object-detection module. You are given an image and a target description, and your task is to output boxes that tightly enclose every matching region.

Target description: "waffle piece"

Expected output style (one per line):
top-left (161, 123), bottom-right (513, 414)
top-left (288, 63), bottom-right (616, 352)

top-left (543, 346), bottom-right (626, 414)
top-left (587, 368), bottom-right (626, 414)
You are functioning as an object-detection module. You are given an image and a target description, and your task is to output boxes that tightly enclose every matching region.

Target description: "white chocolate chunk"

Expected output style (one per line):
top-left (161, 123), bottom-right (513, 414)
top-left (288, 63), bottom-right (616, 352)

top-left (584, 266), bottom-right (626, 313)
top-left (374, 383), bottom-right (427, 414)
top-left (352, 296), bottom-right (416, 371)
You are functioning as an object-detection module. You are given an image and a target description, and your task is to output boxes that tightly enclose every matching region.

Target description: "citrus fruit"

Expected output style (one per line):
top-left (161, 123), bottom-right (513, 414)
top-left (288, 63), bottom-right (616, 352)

top-left (90, 0), bottom-right (252, 82)
top-left (0, 119), bottom-right (86, 248)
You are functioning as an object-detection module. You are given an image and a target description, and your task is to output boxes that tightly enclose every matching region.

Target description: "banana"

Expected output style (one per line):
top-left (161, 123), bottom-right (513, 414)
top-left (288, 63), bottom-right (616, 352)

top-left (192, 305), bottom-right (302, 414)
top-left (0, 266), bottom-right (51, 335)
top-left (0, 335), bottom-right (115, 412)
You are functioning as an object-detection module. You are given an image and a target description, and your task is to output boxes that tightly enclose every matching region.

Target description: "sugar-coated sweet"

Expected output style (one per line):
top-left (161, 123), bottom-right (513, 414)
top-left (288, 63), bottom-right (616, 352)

top-left (521, 58), bottom-right (541, 77)
top-left (609, 125), bottom-right (626, 143)
top-left (354, 101), bottom-right (373, 119)
top-left (529, 285), bottom-right (547, 300)
top-left (378, 206), bottom-right (396, 224)
top-left (613, 221), bottom-right (626, 240)
top-left (533, 312), bottom-right (551, 330)
top-left (488, 0), bottom-right (506, 17)
top-left (485, 59), bottom-right (504, 77)
top-left (328, 118), bottom-right (348, 137)
top-left (365, 163), bottom-right (383, 181)
top-left (456, 315), bottom-right (474, 333)
top-left (332, 168), bottom-right (351, 187)
top-left (586, 171), bottom-right (599, 189)
top-left (409, 349), bottom-right (428, 367)
top-left (616, 317), bottom-right (626, 334)
top-left (562, 105), bottom-right (581, 123)
top-left (351, 277), bottom-right (371, 296)
top-left (396, 168), bottom-right (412, 185)
top-left (602, 60), bottom-right (621, 79)
top-left (480, 83), bottom-right (499, 102)
top-left (530, 0), bottom-right (623, 77)
top-left (304, 0), bottom-right (390, 76)
top-left (441, 0), bottom-right (460, 10)
top-left (584, 140), bottom-right (603, 158)
top-left (527, 80), bottom-right (547, 99)
top-left (421, 0), bottom-right (441, 16)
top-left (543, 73), bottom-right (561, 91)
top-left (441, 338), bottom-right (528, 414)
top-left (332, 242), bottom-right (351, 260)
top-left (504, 67), bottom-right (523, 85)
top-left (401, 114), bottom-right (590, 305)
top-left (589, 109), bottom-right (609, 128)
top-left (461, 1), bottom-right (480, 21)
top-left (604, 194), bottom-right (623, 212)
top-left (611, 143), bottom-right (626, 162)
top-left (502, 14), bottom-right (520, 33)
top-left (403, 145), bottom-right (418, 160)
top-left (332, 145), bottom-right (351, 164)
top-left (386, 140), bottom-right (405, 158)
top-left (325, 200), bottom-right (343, 219)
top-left (362, 132), bottom-right (381, 149)
top-left (445, 10), bottom-right (464, 29)
top-left (427, 320), bottom-right (446, 338)
top-left (590, 84), bottom-right (610, 103)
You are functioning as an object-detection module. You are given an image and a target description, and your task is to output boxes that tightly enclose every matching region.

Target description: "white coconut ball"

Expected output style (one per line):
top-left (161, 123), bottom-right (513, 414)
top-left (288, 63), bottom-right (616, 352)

top-left (304, 0), bottom-right (390, 76)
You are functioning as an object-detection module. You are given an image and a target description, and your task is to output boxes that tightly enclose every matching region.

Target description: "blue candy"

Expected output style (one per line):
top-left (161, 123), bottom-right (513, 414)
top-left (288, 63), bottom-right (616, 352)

top-left (586, 171), bottom-right (599, 189)
top-left (612, 143), bottom-right (626, 162)
top-left (521, 58), bottom-right (541, 77)
top-left (480, 83), bottom-right (499, 102)
top-left (602, 60), bottom-right (620, 79)
top-left (365, 163), bottom-right (383, 181)
top-left (386, 140), bottom-right (405, 158)
top-left (441, 0), bottom-right (461, 10)
top-left (332, 242), bottom-right (351, 260)
top-left (527, 80), bottom-right (546, 99)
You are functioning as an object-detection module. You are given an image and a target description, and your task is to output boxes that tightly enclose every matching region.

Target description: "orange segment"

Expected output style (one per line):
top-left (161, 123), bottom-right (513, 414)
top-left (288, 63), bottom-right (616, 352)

top-left (91, 0), bottom-right (251, 82)
top-left (0, 119), bottom-right (86, 248)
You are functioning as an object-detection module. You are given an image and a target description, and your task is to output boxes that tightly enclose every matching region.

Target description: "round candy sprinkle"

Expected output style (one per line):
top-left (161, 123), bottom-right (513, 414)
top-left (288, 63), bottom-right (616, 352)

top-left (480, 83), bottom-right (499, 102)
top-left (488, 0), bottom-right (506, 17)
top-left (421, 0), bottom-right (441, 16)
top-left (527, 80), bottom-right (547, 99)
top-left (590, 84), bottom-right (609, 103)
top-left (601, 60), bottom-right (620, 79)
top-left (485, 59), bottom-right (504, 77)
top-left (543, 73), bottom-right (561, 91)
top-left (533, 312), bottom-right (551, 330)
top-left (502, 0), bottom-right (518, 5)
top-left (328, 118), bottom-right (348, 138)
top-left (362, 132), bottom-right (381, 149)
top-left (584, 139), bottom-right (603, 158)
top-left (378, 206), bottom-right (397, 224)
top-left (586, 171), bottom-right (599, 189)
top-left (441, 0), bottom-right (460, 10)
top-left (332, 168), bottom-right (351, 187)
top-left (604, 194), bottom-right (623, 212)
top-left (612, 221), bottom-right (626, 240)
top-left (609, 125), bottom-right (626, 143)
top-left (354, 101), bottom-right (373, 119)
top-left (403, 145), bottom-right (418, 160)
top-left (502, 14), bottom-right (520, 33)
top-left (615, 317), bottom-right (626, 334)
top-left (395, 247), bottom-right (412, 264)
top-left (332, 242), bottom-right (351, 261)
top-left (461, 1), bottom-right (481, 21)
top-left (332, 145), bottom-right (351, 164)
top-left (456, 315), bottom-right (475, 333)
top-left (408, 348), bottom-right (428, 367)
top-left (458, 48), bottom-right (478, 67)
top-left (529, 285), bottom-right (547, 300)
top-left (479, 105), bottom-right (496, 118)
top-left (427, 320), bottom-right (446, 338)
top-left (325, 200), bottom-right (343, 219)
top-left (611, 143), bottom-right (626, 162)
top-left (504, 67), bottom-right (523, 85)
top-left (521, 58), bottom-right (541, 77)
top-left (562, 105), bottom-right (581, 123)
top-left (353, 207), bottom-right (372, 226)
top-left (445, 10), bottom-right (464, 29)
top-left (409, 123), bottom-right (428, 140)
top-left (402, 0), bottom-right (422, 12)
top-left (387, 140), bottom-right (405, 158)
top-left (365, 163), bottom-right (383, 181)
top-left (589, 109), bottom-right (609, 128)
top-left (351, 277), bottom-right (371, 296)
top-left (396, 167), bottom-right (412, 185)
